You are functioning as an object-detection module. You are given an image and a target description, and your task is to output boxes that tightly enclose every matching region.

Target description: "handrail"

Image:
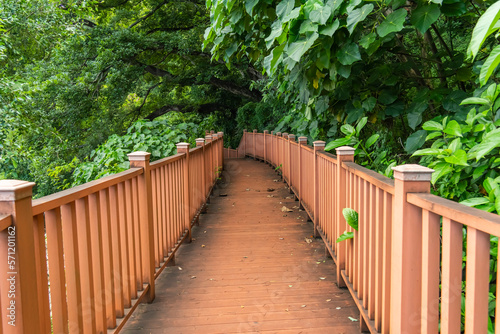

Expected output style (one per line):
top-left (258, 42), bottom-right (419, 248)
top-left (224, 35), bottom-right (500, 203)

top-left (0, 214), bottom-right (12, 231)
top-left (343, 161), bottom-right (395, 195)
top-left (408, 192), bottom-right (500, 235)
top-left (32, 168), bottom-right (143, 215)
top-left (150, 152), bottom-right (184, 170)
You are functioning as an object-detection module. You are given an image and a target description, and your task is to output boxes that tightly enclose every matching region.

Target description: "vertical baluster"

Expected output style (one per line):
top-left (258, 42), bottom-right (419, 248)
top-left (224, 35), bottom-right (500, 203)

top-left (108, 185), bottom-right (124, 316)
top-left (46, 208), bottom-right (69, 333)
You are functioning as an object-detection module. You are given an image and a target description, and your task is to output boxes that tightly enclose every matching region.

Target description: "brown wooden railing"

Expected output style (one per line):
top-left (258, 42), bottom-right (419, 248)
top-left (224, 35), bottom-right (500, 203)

top-left (230, 130), bottom-right (500, 334)
top-left (0, 132), bottom-right (223, 333)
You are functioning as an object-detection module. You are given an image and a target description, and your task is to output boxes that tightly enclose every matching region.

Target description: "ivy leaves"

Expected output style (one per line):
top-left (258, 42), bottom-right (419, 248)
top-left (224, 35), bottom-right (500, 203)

top-left (411, 4), bottom-right (441, 34)
top-left (377, 9), bottom-right (406, 37)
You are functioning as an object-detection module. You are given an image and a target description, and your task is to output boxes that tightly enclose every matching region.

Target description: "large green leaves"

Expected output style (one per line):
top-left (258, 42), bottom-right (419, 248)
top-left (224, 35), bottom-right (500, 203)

top-left (287, 32), bottom-right (319, 62)
top-left (347, 4), bottom-right (374, 34)
top-left (480, 45), bottom-right (500, 86)
top-left (310, 4), bottom-right (333, 25)
top-left (467, 0), bottom-right (500, 60)
top-left (411, 4), bottom-right (441, 34)
top-left (277, 0), bottom-right (295, 21)
top-left (377, 8), bottom-right (407, 37)
top-left (336, 42), bottom-right (361, 65)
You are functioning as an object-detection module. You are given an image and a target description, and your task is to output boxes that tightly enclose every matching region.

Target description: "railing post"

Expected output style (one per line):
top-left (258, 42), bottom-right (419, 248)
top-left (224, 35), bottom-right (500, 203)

top-left (176, 143), bottom-right (192, 242)
top-left (282, 133), bottom-right (288, 183)
top-left (270, 131), bottom-right (274, 166)
top-left (253, 129), bottom-right (257, 159)
top-left (243, 129), bottom-right (247, 157)
top-left (196, 138), bottom-right (206, 201)
top-left (313, 141), bottom-right (325, 238)
top-left (390, 164), bottom-right (433, 333)
top-left (276, 132), bottom-right (281, 168)
top-left (288, 134), bottom-right (295, 191)
top-left (212, 134), bottom-right (219, 179)
top-left (218, 132), bottom-right (224, 169)
top-left (263, 130), bottom-right (268, 163)
top-left (127, 152), bottom-right (155, 303)
top-left (205, 135), bottom-right (213, 199)
top-left (0, 180), bottom-right (45, 333)
top-left (335, 146), bottom-right (355, 288)
top-left (298, 137), bottom-right (307, 209)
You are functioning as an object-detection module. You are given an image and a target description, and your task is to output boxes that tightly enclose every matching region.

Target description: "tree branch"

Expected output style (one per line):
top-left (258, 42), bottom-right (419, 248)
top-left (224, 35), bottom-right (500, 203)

top-left (136, 82), bottom-right (162, 113)
top-left (129, 0), bottom-right (169, 28)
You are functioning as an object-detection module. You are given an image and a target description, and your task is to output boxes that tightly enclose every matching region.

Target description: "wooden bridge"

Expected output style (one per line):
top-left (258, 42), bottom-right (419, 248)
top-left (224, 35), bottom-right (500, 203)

top-left (1, 130), bottom-right (499, 333)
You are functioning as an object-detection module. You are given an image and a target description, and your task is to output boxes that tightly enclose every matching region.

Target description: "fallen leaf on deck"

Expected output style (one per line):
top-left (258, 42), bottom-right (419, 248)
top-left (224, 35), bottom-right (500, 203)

top-left (281, 206), bottom-right (293, 212)
top-left (267, 188), bottom-right (275, 192)
top-left (336, 307), bottom-right (341, 310)
top-left (279, 237), bottom-right (284, 240)
top-left (178, 267), bottom-right (183, 270)
top-left (273, 179), bottom-right (279, 182)
top-left (191, 276), bottom-right (196, 279)
top-left (241, 305), bottom-right (245, 308)
top-left (305, 237), bottom-right (313, 244)
top-left (326, 299), bottom-right (332, 302)
top-left (319, 277), bottom-right (326, 280)
top-left (288, 285), bottom-right (293, 288)
top-left (201, 244), bottom-right (206, 248)
top-left (348, 317), bottom-right (358, 322)
top-left (301, 305), bottom-right (306, 308)
top-left (246, 188), bottom-right (250, 191)
top-left (293, 206), bottom-right (299, 209)
top-left (267, 195), bottom-right (274, 198)
top-left (286, 196), bottom-right (293, 199)
top-left (219, 193), bottom-right (227, 197)
top-left (285, 308), bottom-right (289, 312)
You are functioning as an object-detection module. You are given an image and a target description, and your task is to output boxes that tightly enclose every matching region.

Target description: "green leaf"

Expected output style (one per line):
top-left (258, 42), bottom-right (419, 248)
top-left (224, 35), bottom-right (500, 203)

top-left (480, 45), bottom-right (500, 86)
top-left (277, 0), bottom-right (295, 21)
top-left (405, 130), bottom-right (427, 153)
top-left (343, 208), bottom-right (358, 230)
top-left (283, 7), bottom-right (301, 22)
top-left (359, 32), bottom-right (377, 49)
top-left (431, 161), bottom-right (453, 184)
top-left (325, 137), bottom-right (352, 151)
top-left (299, 20), bottom-right (319, 34)
top-left (410, 4), bottom-right (441, 34)
top-left (287, 32), bottom-right (319, 62)
top-left (408, 112), bottom-right (422, 130)
top-left (245, 0), bottom-right (259, 15)
top-left (467, 0), bottom-right (500, 60)
top-left (422, 121), bottom-right (443, 132)
top-left (385, 101), bottom-right (404, 117)
top-left (341, 124), bottom-right (355, 136)
top-left (412, 148), bottom-right (442, 156)
top-left (379, 89), bottom-right (398, 104)
top-left (336, 231), bottom-right (354, 242)
top-left (356, 117), bottom-right (368, 134)
top-left (460, 97), bottom-right (491, 106)
top-left (468, 136), bottom-right (500, 161)
top-left (365, 134), bottom-right (380, 148)
top-left (362, 97), bottom-right (376, 111)
top-left (444, 149), bottom-right (469, 166)
top-left (443, 120), bottom-right (462, 137)
top-left (310, 4), bottom-right (333, 25)
top-left (347, 4), bottom-right (374, 34)
top-left (319, 19), bottom-right (340, 36)
top-left (376, 8), bottom-right (407, 37)
top-left (336, 42), bottom-right (361, 65)
top-left (460, 197), bottom-right (490, 207)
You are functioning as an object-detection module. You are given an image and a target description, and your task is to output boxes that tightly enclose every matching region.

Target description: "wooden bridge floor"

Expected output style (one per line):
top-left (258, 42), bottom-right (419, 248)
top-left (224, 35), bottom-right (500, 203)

top-left (122, 158), bottom-right (359, 333)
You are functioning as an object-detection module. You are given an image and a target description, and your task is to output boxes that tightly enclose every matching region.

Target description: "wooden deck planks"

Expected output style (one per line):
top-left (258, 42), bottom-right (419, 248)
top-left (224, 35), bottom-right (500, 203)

top-left (121, 159), bottom-right (359, 333)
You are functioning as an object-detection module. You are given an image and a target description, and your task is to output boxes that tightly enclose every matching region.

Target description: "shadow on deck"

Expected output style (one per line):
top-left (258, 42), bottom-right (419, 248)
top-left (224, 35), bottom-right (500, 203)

top-left (122, 159), bottom-right (359, 333)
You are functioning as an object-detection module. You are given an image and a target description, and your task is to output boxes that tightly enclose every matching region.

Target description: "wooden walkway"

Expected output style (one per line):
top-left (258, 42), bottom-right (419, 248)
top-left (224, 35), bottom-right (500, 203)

top-left (122, 159), bottom-right (359, 333)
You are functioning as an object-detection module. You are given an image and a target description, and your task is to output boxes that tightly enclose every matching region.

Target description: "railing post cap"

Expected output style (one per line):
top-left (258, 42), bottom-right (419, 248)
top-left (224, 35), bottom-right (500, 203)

top-left (288, 134), bottom-right (296, 140)
top-left (264, 130), bottom-right (269, 134)
top-left (176, 142), bottom-right (190, 149)
top-left (212, 133), bottom-right (218, 139)
top-left (283, 133), bottom-right (289, 139)
top-left (282, 132), bottom-right (288, 136)
top-left (196, 138), bottom-right (205, 145)
top-left (335, 146), bottom-right (355, 155)
top-left (217, 131), bottom-right (224, 136)
top-left (0, 180), bottom-right (35, 201)
top-left (127, 151), bottom-right (151, 161)
top-left (253, 129), bottom-right (258, 133)
top-left (313, 140), bottom-right (326, 147)
top-left (392, 164), bottom-right (434, 181)
top-left (210, 130), bottom-right (215, 134)
top-left (243, 129), bottom-right (247, 132)
top-left (271, 131), bottom-right (274, 135)
top-left (298, 136), bottom-right (307, 143)
top-left (205, 135), bottom-right (212, 140)
top-left (276, 132), bottom-right (282, 136)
